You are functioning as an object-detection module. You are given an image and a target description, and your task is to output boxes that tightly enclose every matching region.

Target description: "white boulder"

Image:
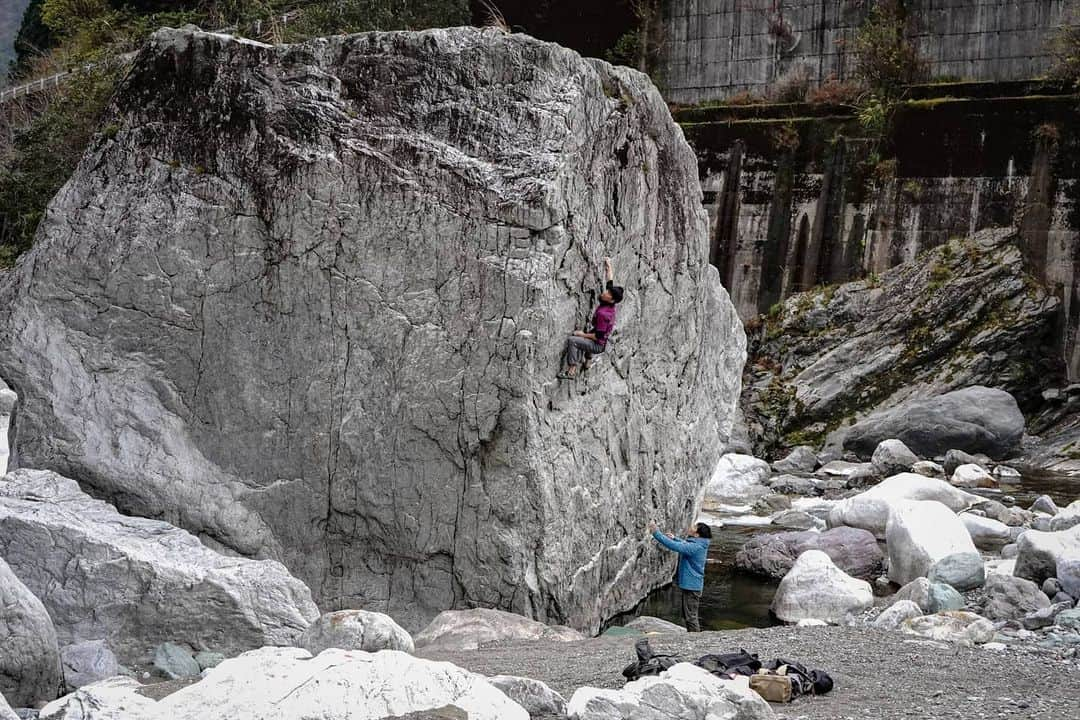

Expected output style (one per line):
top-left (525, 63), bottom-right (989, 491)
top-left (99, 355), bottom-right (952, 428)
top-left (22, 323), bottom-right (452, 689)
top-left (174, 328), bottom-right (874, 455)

top-left (704, 454), bottom-right (772, 502)
top-left (827, 474), bottom-right (981, 538)
top-left (299, 610), bottom-right (414, 655)
top-left (0, 381), bottom-right (14, 477)
top-left (770, 550), bottom-right (873, 624)
top-left (900, 611), bottom-right (994, 646)
top-left (885, 500), bottom-right (978, 586)
top-left (1013, 524), bottom-right (1080, 584)
top-left (40, 677), bottom-right (157, 720)
top-left (959, 513), bottom-right (1011, 549)
top-left (1050, 499), bottom-right (1080, 531)
top-left (155, 647), bottom-right (526, 720)
top-left (0, 469), bottom-right (319, 660)
top-left (567, 662), bottom-right (773, 720)
top-left (951, 464), bottom-right (995, 488)
top-left (414, 608), bottom-right (583, 651)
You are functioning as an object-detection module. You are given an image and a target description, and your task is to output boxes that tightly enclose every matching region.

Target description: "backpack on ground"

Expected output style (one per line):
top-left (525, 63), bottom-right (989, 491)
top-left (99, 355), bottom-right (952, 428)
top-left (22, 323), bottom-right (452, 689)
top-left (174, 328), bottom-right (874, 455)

top-left (749, 671), bottom-right (793, 703)
top-left (621, 638), bottom-right (678, 682)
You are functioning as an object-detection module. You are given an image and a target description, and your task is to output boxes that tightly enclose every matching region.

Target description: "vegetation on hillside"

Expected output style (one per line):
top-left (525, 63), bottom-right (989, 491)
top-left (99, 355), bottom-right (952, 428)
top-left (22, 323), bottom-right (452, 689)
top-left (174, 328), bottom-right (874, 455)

top-left (0, 1), bottom-right (471, 267)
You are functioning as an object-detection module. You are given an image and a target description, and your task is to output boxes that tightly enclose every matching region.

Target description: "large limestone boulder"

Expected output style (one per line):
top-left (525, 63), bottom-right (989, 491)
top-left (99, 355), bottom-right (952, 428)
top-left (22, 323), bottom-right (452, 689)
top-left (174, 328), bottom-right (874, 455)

top-left (843, 387), bottom-right (1026, 460)
top-left (770, 550), bottom-right (873, 624)
top-left (885, 500), bottom-right (978, 586)
top-left (0, 469), bottom-right (318, 659)
top-left (1013, 525), bottom-right (1080, 584)
top-left (826, 474), bottom-right (981, 538)
top-left (0, 27), bottom-right (744, 635)
top-left (154, 647), bottom-right (527, 720)
top-left (0, 381), bottom-right (13, 477)
top-left (983, 574), bottom-right (1051, 621)
top-left (414, 608), bottom-right (584, 651)
top-left (299, 610), bottom-right (414, 655)
top-left (567, 663), bottom-right (773, 720)
top-left (0, 556), bottom-right (61, 707)
top-left (735, 526), bottom-right (882, 580)
top-left (0, 693), bottom-right (16, 720)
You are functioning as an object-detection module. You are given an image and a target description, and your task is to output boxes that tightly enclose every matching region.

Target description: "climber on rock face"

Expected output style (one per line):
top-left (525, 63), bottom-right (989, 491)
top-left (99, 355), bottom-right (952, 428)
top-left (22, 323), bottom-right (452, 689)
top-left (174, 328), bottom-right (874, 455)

top-left (559, 256), bottom-right (623, 379)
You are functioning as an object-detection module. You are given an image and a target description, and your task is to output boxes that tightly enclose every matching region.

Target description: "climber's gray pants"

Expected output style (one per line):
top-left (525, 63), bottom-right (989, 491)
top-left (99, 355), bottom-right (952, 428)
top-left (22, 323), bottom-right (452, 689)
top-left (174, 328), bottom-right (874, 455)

top-left (565, 336), bottom-right (604, 367)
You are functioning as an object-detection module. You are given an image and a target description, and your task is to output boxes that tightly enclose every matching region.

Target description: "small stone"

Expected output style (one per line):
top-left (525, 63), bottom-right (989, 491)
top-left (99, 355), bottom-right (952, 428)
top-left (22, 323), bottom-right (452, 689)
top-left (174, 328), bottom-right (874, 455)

top-left (194, 651), bottom-right (226, 670)
top-left (1052, 591), bottom-right (1075, 606)
top-left (1043, 578), bottom-right (1063, 598)
top-left (796, 618), bottom-right (827, 627)
top-left (153, 642), bottom-right (200, 680)
top-left (60, 640), bottom-right (119, 690)
top-left (1056, 608), bottom-right (1080, 631)
top-left (951, 464), bottom-right (995, 488)
top-left (992, 465), bottom-right (1021, 480)
top-left (982, 642), bottom-right (1007, 651)
top-left (874, 600), bottom-right (923, 630)
top-left (912, 461), bottom-right (945, 477)
top-left (1020, 602), bottom-right (1072, 630)
top-left (872, 439), bottom-right (920, 476)
top-left (927, 582), bottom-right (965, 613)
top-left (944, 449), bottom-right (980, 476)
top-left (772, 446), bottom-right (819, 474)
top-left (1001, 543), bottom-right (1019, 559)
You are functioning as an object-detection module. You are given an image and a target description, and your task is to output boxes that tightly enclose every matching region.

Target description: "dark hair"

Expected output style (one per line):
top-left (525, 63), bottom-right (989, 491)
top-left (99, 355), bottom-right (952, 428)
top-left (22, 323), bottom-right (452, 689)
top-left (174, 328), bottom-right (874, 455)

top-left (695, 522), bottom-right (712, 539)
top-left (609, 286), bottom-right (625, 304)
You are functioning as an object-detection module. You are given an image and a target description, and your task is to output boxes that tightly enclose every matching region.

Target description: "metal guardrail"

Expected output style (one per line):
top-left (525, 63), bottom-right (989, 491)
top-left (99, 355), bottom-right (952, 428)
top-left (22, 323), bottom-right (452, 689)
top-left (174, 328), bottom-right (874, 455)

top-left (0, 8), bottom-right (307, 106)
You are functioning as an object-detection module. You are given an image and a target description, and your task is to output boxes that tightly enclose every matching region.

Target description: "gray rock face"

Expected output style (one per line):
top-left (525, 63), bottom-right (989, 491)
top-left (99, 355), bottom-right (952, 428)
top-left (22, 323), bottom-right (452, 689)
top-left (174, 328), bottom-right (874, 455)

top-left (742, 229), bottom-right (1058, 457)
top-left (844, 387), bottom-right (1026, 460)
top-left (734, 527), bottom-right (883, 580)
top-left (60, 640), bottom-right (119, 691)
top-left (0, 469), bottom-right (318, 660)
top-left (299, 610), bottom-right (414, 654)
top-left (0, 27), bottom-right (744, 635)
top-left (983, 574), bottom-right (1051, 621)
top-left (0, 556), bottom-right (61, 707)
top-left (413, 608), bottom-right (583, 652)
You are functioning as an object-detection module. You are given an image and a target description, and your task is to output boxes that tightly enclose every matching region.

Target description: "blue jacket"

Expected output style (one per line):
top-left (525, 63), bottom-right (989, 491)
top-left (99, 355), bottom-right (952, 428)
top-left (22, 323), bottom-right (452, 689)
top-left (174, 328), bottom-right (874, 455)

top-left (652, 530), bottom-right (710, 592)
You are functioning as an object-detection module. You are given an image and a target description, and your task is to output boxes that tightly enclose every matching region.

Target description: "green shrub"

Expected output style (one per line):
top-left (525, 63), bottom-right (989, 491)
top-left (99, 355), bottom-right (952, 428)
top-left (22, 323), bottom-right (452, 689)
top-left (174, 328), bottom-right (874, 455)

top-left (851, 0), bottom-right (929, 97)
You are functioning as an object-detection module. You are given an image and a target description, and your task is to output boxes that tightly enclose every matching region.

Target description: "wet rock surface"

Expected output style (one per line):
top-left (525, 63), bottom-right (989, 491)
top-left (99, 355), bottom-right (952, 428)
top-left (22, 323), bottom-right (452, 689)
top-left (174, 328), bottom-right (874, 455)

top-left (0, 26), bottom-right (744, 635)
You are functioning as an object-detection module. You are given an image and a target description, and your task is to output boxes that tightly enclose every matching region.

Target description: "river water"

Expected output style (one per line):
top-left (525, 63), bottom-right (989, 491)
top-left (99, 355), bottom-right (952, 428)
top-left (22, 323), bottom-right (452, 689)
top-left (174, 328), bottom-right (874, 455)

top-left (640, 470), bottom-right (1080, 630)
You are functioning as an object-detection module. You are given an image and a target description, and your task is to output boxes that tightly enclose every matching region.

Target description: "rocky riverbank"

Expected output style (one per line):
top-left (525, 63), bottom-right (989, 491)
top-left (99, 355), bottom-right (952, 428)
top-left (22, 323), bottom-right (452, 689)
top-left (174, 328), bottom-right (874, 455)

top-left (422, 625), bottom-right (1080, 720)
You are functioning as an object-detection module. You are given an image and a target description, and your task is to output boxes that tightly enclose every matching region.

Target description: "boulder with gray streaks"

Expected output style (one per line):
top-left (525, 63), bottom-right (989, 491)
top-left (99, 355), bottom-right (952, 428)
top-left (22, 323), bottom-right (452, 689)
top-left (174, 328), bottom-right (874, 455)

top-left (983, 574), bottom-right (1051, 621)
top-left (488, 676), bottom-right (567, 718)
top-left (414, 608), bottom-right (583, 652)
top-left (0, 693), bottom-right (14, 720)
top-left (39, 676), bottom-right (157, 720)
top-left (59, 640), bottom-right (119, 691)
top-left (0, 556), bottom-right (61, 707)
top-left (826, 474), bottom-right (981, 539)
top-left (299, 610), bottom-right (414, 655)
top-left (770, 550), bottom-right (873, 624)
top-left (0, 469), bottom-right (318, 660)
top-left (885, 500), bottom-right (978, 586)
top-left (0, 27), bottom-right (744, 635)
top-left (871, 439), bottom-right (919, 476)
top-left (1050, 500), bottom-right (1080, 531)
top-left (1014, 525), bottom-right (1080, 584)
top-left (873, 600), bottom-right (923, 630)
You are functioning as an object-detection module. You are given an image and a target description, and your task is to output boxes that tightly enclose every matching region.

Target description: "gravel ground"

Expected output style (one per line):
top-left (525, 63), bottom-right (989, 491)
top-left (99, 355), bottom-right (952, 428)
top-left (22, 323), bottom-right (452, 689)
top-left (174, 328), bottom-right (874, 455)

top-left (419, 625), bottom-right (1080, 719)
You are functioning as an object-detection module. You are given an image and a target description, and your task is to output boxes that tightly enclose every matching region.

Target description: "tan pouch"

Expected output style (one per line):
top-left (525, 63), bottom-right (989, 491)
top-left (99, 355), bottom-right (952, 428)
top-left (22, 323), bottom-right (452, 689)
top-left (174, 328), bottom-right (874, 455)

top-left (750, 672), bottom-right (793, 703)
